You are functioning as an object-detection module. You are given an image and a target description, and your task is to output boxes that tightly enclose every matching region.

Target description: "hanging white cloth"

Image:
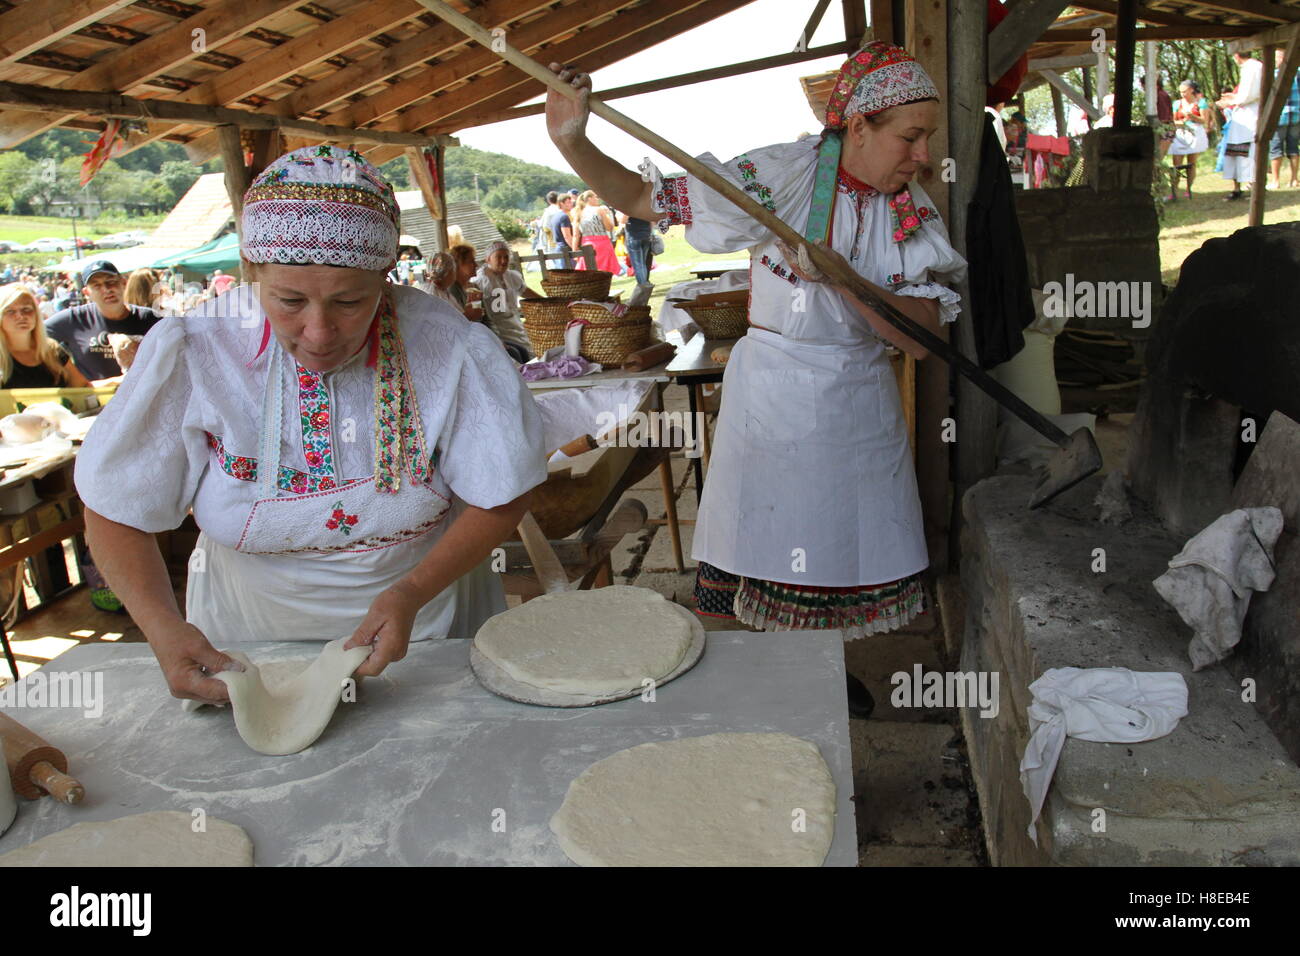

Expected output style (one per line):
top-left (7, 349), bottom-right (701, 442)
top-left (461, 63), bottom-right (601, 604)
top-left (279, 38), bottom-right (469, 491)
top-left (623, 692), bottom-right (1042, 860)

top-left (1020, 667), bottom-right (1189, 845)
top-left (1153, 506), bottom-right (1282, 671)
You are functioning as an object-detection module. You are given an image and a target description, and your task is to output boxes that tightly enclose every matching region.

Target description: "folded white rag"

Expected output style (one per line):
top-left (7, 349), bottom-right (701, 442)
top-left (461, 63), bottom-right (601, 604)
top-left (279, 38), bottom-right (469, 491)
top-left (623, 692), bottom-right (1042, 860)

top-left (1153, 507), bottom-right (1282, 670)
top-left (1020, 667), bottom-right (1188, 845)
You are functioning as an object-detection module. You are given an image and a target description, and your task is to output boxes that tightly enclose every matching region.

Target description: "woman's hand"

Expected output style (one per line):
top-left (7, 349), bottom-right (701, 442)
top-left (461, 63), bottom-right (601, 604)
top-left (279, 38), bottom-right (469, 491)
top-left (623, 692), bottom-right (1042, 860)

top-left (346, 582), bottom-right (422, 677)
top-left (545, 63), bottom-right (592, 147)
top-left (776, 239), bottom-right (851, 285)
top-left (152, 623), bottom-right (244, 704)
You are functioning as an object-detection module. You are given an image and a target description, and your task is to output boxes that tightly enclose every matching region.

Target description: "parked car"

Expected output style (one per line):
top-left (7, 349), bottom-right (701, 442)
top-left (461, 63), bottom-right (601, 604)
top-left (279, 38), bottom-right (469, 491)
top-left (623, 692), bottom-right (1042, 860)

top-left (25, 238), bottom-right (74, 253)
top-left (0, 240), bottom-right (22, 254)
top-left (74, 237), bottom-right (97, 250)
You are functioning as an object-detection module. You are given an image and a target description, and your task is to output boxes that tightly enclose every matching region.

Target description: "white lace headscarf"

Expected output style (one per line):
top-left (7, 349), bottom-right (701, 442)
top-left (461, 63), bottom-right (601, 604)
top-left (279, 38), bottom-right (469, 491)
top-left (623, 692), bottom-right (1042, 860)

top-left (241, 145), bottom-right (400, 272)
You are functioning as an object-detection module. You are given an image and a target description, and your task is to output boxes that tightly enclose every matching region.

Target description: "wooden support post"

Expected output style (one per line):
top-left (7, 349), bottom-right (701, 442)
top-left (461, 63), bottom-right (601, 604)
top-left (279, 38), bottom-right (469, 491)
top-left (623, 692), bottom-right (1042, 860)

top-left (948, 0), bottom-right (996, 567)
top-left (1143, 41), bottom-right (1158, 120)
top-left (1082, 64), bottom-right (1094, 128)
top-left (842, 0), bottom-right (867, 46)
top-left (1114, 0), bottom-right (1138, 127)
top-left (906, 0), bottom-right (951, 568)
top-left (1251, 32), bottom-right (1300, 226)
top-left (869, 0), bottom-right (894, 43)
top-left (1250, 44), bottom-right (1277, 226)
top-left (1051, 83), bottom-right (1067, 134)
top-left (217, 124), bottom-right (250, 228)
top-left (246, 128), bottom-right (281, 181)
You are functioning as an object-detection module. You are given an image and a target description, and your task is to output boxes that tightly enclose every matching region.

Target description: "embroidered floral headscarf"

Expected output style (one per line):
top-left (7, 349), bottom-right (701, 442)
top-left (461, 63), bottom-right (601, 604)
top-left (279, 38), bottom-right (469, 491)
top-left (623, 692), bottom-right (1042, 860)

top-left (242, 145), bottom-right (400, 272)
top-left (824, 41), bottom-right (939, 130)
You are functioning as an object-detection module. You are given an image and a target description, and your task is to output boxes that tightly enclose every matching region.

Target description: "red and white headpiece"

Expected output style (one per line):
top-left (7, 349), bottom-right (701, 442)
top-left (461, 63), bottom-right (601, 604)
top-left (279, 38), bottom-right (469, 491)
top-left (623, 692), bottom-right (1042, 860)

top-left (824, 41), bottom-right (939, 130)
top-left (241, 145), bottom-right (400, 272)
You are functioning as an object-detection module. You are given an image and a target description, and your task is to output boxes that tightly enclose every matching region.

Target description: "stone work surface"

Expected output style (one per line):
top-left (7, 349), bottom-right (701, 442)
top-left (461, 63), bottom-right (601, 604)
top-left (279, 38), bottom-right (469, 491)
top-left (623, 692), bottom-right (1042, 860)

top-left (960, 474), bottom-right (1300, 866)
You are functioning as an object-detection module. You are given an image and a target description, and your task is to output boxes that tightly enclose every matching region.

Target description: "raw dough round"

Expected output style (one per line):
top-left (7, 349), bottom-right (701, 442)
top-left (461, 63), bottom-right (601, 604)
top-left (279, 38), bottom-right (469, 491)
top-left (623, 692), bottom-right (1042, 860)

top-left (550, 732), bottom-right (837, 867)
top-left (0, 811), bottom-right (253, 866)
top-left (474, 586), bottom-right (692, 697)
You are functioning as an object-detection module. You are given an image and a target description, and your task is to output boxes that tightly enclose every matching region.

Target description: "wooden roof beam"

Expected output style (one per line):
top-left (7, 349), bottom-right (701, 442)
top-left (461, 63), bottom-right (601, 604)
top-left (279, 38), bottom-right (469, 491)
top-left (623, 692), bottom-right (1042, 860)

top-left (1228, 21), bottom-right (1299, 52)
top-left (989, 0), bottom-right (1074, 85)
top-left (0, 80), bottom-right (458, 147)
top-left (177, 0), bottom-right (570, 165)
top-left (1067, 1), bottom-right (1208, 27)
top-left (452, 40), bottom-right (856, 129)
top-left (1170, 0), bottom-right (1300, 24)
top-left (394, 0), bottom-right (750, 136)
top-left (278, 0), bottom-right (556, 118)
top-left (363, 0), bottom-right (754, 163)
top-left (841, 0), bottom-right (867, 47)
top-left (1043, 24), bottom-right (1256, 39)
top-left (0, 0), bottom-right (136, 66)
top-left (0, 0), bottom-right (303, 151)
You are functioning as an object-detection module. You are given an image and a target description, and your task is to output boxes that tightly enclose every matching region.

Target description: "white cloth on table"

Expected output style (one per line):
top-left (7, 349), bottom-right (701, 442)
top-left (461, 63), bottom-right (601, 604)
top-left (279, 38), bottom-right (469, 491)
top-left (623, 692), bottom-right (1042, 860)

top-left (531, 380), bottom-right (655, 455)
top-left (657, 271), bottom-right (750, 340)
top-left (1153, 507), bottom-right (1282, 671)
top-left (642, 137), bottom-right (965, 586)
top-left (74, 283), bottom-right (547, 645)
top-left (1020, 667), bottom-right (1189, 845)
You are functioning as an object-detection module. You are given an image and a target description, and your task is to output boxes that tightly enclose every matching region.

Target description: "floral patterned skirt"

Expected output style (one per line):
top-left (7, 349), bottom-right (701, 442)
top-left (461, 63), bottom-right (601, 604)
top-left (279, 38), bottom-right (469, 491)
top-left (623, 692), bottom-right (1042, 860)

top-left (694, 561), bottom-right (927, 640)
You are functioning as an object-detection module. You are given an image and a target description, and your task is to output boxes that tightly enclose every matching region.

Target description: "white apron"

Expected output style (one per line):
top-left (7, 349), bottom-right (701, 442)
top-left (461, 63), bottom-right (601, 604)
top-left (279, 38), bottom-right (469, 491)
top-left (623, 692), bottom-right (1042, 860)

top-left (186, 326), bottom-right (503, 644)
top-left (692, 326), bottom-right (927, 588)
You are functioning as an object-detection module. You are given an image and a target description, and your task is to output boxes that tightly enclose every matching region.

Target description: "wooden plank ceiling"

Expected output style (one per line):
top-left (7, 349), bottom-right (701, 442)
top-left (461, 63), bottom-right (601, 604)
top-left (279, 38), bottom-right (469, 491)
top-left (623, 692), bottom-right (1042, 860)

top-left (0, 0), bottom-right (761, 157)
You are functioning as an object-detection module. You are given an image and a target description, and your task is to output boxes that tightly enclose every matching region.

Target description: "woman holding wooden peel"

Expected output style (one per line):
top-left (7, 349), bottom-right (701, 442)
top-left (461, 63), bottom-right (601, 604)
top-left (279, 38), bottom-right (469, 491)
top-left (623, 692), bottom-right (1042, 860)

top-left (546, 42), bottom-right (966, 717)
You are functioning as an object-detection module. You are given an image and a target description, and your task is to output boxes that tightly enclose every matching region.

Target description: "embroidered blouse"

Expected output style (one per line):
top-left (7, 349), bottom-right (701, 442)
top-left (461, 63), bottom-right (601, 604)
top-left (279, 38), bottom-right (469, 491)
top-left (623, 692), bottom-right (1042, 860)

top-left (641, 136), bottom-right (966, 348)
top-left (74, 283), bottom-right (547, 549)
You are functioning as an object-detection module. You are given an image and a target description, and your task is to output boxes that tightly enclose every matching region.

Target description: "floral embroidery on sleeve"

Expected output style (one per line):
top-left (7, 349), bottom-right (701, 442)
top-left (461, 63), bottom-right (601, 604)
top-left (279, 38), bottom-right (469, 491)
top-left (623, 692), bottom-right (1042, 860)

top-left (736, 155), bottom-right (776, 212)
top-left (653, 175), bottom-right (693, 227)
top-left (759, 253), bottom-right (798, 285)
top-left (325, 501), bottom-right (360, 535)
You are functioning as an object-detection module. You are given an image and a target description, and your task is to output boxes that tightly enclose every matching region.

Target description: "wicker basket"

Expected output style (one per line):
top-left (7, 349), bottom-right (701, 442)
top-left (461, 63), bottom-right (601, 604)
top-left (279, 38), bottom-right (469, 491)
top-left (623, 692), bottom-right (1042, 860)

top-left (541, 269), bottom-right (613, 300)
top-left (567, 302), bottom-right (652, 365)
top-left (520, 297), bottom-right (576, 355)
top-left (677, 300), bottom-right (749, 339)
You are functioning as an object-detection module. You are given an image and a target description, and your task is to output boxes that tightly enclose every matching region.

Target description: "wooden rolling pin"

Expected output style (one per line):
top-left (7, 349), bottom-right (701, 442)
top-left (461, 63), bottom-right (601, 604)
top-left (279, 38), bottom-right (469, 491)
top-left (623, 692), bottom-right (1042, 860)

top-left (0, 712), bottom-right (85, 805)
top-left (622, 341), bottom-right (676, 371)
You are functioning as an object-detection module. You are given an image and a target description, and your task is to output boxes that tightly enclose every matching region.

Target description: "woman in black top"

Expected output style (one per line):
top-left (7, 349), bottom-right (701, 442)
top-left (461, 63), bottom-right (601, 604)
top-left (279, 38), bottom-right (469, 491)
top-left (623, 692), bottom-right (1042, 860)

top-left (0, 283), bottom-right (90, 389)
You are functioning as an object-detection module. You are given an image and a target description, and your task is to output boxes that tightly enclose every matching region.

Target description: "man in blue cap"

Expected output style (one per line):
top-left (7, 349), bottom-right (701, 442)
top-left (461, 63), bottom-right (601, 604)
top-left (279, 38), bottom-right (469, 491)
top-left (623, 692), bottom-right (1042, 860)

top-left (44, 259), bottom-right (163, 383)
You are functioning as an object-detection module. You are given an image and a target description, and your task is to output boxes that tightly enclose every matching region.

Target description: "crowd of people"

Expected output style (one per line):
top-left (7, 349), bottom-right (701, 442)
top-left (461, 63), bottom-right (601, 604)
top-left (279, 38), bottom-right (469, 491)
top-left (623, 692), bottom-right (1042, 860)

top-left (529, 188), bottom-right (660, 285)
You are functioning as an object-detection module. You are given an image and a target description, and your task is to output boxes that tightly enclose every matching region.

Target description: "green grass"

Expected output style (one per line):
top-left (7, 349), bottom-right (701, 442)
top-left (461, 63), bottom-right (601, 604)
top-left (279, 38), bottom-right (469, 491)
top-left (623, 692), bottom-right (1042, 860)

top-left (1155, 150), bottom-right (1300, 286)
top-left (0, 213), bottom-right (167, 272)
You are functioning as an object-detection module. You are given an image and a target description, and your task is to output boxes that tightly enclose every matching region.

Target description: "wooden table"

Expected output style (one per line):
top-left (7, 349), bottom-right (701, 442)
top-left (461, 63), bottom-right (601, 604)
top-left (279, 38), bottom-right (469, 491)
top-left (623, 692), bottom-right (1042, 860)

top-left (522, 361), bottom-right (671, 392)
top-left (690, 259), bottom-right (749, 280)
top-left (665, 335), bottom-right (737, 502)
top-left (0, 631), bottom-right (858, 866)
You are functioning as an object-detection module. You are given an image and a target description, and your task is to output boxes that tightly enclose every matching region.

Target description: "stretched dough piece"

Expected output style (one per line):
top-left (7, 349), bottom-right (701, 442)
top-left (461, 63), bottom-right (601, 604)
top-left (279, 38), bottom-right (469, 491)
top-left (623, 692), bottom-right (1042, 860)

top-left (0, 811), bottom-right (252, 866)
top-left (184, 638), bottom-right (371, 756)
top-left (474, 585), bottom-right (692, 697)
top-left (550, 732), bottom-right (836, 867)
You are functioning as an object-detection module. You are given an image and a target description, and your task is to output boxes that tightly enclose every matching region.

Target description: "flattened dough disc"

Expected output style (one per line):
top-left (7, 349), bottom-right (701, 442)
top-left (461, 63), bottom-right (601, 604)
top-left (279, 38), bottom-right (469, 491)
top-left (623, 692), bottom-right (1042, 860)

top-left (471, 592), bottom-right (705, 707)
top-left (550, 733), bottom-right (836, 866)
top-left (0, 811), bottom-right (253, 867)
top-left (184, 638), bottom-right (371, 755)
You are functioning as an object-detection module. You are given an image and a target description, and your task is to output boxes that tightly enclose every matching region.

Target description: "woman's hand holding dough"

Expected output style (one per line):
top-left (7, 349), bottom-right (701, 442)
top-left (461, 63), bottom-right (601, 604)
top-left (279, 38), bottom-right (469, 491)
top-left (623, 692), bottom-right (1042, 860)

top-left (154, 623), bottom-right (243, 704)
top-left (545, 63), bottom-right (592, 146)
top-left (346, 583), bottom-right (421, 677)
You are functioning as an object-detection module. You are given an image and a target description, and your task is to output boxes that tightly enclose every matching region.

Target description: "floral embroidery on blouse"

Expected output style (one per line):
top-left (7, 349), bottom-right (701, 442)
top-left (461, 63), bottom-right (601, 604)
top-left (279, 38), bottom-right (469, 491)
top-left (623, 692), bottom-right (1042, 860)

top-left (373, 296), bottom-right (434, 492)
top-left (759, 253), bottom-right (798, 285)
top-left (325, 500), bottom-right (360, 535)
top-left (736, 155), bottom-right (775, 211)
top-left (207, 432), bottom-right (349, 496)
top-left (889, 190), bottom-right (937, 244)
top-left (885, 272), bottom-right (906, 287)
top-left (654, 175), bottom-right (693, 227)
top-left (296, 366), bottom-right (335, 481)
top-left (267, 515), bottom-right (446, 555)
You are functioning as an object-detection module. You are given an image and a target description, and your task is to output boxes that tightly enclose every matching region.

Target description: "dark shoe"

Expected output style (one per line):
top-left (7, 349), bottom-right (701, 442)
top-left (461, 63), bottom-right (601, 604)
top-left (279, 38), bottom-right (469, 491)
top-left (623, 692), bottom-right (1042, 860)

top-left (847, 673), bottom-right (875, 720)
top-left (1223, 191), bottom-right (1244, 201)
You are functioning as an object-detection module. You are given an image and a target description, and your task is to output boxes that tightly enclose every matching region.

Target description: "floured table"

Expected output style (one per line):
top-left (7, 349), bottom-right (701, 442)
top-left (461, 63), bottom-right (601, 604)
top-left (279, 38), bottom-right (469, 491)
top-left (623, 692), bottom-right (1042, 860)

top-left (0, 631), bottom-right (857, 866)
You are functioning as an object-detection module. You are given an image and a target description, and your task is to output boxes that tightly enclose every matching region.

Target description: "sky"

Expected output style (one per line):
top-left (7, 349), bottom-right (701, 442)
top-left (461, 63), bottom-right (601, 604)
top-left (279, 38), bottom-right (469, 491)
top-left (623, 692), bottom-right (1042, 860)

top-left (455, 0), bottom-right (853, 177)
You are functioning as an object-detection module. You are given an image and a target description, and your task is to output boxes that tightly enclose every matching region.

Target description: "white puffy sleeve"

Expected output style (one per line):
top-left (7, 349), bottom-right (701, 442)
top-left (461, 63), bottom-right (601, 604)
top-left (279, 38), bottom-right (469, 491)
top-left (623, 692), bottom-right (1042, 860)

top-left (73, 318), bottom-right (211, 531)
top-left (888, 182), bottom-right (967, 326)
top-left (640, 139), bottom-right (819, 253)
top-left (438, 322), bottom-right (547, 509)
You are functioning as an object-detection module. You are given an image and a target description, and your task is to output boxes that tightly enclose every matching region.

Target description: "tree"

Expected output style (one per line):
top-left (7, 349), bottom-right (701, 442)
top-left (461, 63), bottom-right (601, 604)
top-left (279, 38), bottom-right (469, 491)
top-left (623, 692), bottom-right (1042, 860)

top-left (483, 176), bottom-right (527, 211)
top-left (156, 161), bottom-right (200, 206)
top-left (0, 151), bottom-right (35, 213)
